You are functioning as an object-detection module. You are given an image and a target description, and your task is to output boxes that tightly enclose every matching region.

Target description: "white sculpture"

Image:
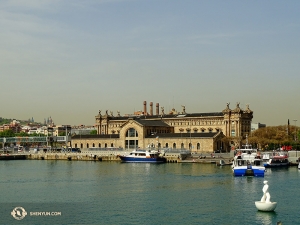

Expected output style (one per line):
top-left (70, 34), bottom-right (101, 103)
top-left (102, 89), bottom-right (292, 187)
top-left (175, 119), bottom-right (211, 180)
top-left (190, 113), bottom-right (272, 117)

top-left (260, 180), bottom-right (271, 203)
top-left (255, 181), bottom-right (277, 211)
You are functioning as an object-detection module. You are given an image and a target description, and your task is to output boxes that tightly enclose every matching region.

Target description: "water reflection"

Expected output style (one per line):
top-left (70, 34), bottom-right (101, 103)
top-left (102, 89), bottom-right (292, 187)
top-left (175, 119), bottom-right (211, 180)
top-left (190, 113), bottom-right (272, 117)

top-left (255, 211), bottom-right (277, 225)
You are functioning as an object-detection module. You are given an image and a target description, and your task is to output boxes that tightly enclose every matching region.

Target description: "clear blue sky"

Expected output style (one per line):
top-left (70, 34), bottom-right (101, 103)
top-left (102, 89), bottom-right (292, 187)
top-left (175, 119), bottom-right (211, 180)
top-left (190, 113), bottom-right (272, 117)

top-left (1, 0), bottom-right (299, 126)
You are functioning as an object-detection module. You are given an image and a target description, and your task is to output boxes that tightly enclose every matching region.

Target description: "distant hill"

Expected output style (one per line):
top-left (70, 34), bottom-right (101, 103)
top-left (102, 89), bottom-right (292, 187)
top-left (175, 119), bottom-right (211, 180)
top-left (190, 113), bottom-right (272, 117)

top-left (0, 117), bottom-right (43, 126)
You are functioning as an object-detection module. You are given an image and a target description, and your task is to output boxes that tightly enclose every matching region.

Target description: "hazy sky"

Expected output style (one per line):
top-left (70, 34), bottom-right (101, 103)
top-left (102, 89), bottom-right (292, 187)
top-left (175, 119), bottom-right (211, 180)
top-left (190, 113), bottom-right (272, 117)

top-left (1, 0), bottom-right (299, 126)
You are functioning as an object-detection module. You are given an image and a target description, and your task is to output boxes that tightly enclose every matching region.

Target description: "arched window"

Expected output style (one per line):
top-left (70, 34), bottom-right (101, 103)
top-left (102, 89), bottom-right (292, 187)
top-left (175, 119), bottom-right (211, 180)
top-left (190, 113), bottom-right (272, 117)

top-left (181, 143), bottom-right (184, 149)
top-left (87, 143), bottom-right (89, 148)
top-left (197, 143), bottom-right (200, 150)
top-left (173, 143), bottom-right (176, 149)
top-left (75, 144), bottom-right (77, 148)
top-left (105, 143), bottom-right (107, 148)
top-left (92, 143), bottom-right (95, 147)
top-left (189, 143), bottom-right (192, 150)
top-left (111, 143), bottom-right (114, 147)
top-left (126, 128), bottom-right (138, 137)
top-left (80, 143), bottom-right (83, 148)
top-left (98, 143), bottom-right (101, 148)
top-left (125, 128), bottom-right (139, 149)
top-left (166, 143), bottom-right (169, 148)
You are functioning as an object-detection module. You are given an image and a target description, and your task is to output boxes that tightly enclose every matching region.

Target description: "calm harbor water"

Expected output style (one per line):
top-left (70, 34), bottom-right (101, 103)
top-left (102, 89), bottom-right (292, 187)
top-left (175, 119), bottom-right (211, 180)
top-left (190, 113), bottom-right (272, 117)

top-left (0, 160), bottom-right (299, 225)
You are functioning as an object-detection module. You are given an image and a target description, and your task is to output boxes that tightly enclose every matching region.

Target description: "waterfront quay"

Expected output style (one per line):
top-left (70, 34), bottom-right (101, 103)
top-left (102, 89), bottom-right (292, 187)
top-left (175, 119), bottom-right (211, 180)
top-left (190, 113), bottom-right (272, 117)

top-left (2, 149), bottom-right (299, 166)
top-left (1, 149), bottom-right (233, 164)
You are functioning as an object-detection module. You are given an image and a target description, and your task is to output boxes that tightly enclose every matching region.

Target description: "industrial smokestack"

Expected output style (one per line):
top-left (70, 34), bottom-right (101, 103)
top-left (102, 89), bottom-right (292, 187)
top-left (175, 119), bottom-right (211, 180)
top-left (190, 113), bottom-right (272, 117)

top-left (156, 103), bottom-right (159, 115)
top-left (143, 101), bottom-right (147, 115)
top-left (150, 102), bottom-right (153, 116)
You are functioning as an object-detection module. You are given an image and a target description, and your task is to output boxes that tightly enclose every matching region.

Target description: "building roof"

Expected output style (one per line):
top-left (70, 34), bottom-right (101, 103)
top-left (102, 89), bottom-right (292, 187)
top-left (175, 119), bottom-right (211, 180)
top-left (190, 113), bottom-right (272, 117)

top-left (72, 132), bottom-right (222, 139)
top-left (72, 134), bottom-right (119, 139)
top-left (135, 119), bottom-right (170, 127)
top-left (104, 112), bottom-right (224, 120)
top-left (145, 132), bottom-right (220, 138)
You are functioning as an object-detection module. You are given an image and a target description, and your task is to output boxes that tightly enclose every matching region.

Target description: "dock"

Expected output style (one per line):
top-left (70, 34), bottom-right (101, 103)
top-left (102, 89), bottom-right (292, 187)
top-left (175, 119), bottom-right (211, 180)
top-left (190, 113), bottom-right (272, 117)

top-left (0, 150), bottom-right (233, 165)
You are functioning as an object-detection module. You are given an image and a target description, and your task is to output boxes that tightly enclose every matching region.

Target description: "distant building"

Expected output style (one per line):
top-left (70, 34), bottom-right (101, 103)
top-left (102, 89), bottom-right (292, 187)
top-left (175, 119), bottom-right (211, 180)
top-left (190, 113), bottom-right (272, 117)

top-left (0, 120), bottom-right (22, 133)
top-left (72, 101), bottom-right (254, 153)
top-left (251, 122), bottom-right (266, 132)
top-left (71, 126), bottom-right (96, 135)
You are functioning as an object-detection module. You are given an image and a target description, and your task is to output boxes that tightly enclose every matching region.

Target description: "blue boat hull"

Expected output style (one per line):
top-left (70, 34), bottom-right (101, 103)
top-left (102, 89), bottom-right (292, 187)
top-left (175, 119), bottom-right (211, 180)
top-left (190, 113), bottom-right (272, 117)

top-left (119, 156), bottom-right (166, 163)
top-left (233, 167), bottom-right (265, 177)
top-left (264, 163), bottom-right (289, 168)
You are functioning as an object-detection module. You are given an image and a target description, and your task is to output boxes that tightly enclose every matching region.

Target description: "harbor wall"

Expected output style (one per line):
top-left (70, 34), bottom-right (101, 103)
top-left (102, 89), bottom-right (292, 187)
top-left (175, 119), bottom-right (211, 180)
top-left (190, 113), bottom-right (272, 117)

top-left (27, 150), bottom-right (191, 163)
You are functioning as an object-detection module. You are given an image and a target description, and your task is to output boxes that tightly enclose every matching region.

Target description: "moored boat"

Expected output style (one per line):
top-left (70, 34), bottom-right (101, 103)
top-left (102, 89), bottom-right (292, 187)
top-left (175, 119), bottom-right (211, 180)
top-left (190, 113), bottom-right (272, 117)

top-left (263, 154), bottom-right (289, 168)
top-left (119, 149), bottom-right (166, 163)
top-left (232, 136), bottom-right (265, 177)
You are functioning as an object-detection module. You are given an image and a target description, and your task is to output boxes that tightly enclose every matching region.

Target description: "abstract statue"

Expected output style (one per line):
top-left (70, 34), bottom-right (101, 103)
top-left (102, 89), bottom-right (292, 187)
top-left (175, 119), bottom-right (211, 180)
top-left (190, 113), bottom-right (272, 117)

top-left (260, 180), bottom-right (271, 203)
top-left (255, 180), bottom-right (277, 211)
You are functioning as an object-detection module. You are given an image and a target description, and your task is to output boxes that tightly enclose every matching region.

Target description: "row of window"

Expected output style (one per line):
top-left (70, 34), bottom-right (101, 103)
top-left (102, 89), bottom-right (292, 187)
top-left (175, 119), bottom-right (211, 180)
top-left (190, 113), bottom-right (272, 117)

top-left (170, 121), bottom-right (223, 126)
top-left (107, 121), bottom-right (224, 128)
top-left (75, 142), bottom-right (202, 150)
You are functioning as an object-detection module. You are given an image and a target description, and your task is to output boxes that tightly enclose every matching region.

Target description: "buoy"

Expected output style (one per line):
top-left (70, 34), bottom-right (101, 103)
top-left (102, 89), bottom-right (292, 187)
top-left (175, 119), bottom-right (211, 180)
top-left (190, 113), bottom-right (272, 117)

top-left (255, 181), bottom-right (277, 211)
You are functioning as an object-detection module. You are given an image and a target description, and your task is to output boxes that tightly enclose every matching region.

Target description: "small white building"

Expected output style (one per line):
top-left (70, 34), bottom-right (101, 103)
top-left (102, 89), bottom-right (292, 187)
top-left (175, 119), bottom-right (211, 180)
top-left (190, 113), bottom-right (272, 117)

top-left (251, 122), bottom-right (266, 132)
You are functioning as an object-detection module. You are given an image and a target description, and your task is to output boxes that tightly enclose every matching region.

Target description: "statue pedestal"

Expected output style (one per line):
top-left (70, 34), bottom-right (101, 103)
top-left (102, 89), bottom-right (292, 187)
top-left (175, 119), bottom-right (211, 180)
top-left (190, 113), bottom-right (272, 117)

top-left (255, 201), bottom-right (277, 211)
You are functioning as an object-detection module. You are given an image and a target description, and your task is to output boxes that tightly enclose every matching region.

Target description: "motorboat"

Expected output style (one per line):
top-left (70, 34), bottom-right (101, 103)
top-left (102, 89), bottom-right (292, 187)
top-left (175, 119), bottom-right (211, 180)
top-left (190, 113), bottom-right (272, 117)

top-left (232, 136), bottom-right (265, 177)
top-left (119, 149), bottom-right (166, 163)
top-left (263, 154), bottom-right (289, 168)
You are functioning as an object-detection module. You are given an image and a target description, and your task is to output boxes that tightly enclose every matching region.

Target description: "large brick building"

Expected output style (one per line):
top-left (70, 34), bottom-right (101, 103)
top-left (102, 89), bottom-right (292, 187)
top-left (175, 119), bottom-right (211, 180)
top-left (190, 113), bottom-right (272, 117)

top-left (72, 101), bottom-right (253, 153)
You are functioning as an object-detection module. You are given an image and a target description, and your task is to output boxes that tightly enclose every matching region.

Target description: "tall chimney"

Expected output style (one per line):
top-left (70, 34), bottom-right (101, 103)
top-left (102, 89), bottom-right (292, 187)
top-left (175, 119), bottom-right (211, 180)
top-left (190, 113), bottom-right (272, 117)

top-left (150, 102), bottom-right (153, 116)
top-left (143, 101), bottom-right (147, 115)
top-left (156, 103), bottom-right (159, 115)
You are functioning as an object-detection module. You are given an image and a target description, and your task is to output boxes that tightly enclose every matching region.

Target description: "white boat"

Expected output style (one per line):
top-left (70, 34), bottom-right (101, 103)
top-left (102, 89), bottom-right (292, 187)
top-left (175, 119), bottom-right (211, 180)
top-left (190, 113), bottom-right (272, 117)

top-left (119, 149), bottom-right (166, 163)
top-left (263, 153), bottom-right (289, 168)
top-left (232, 136), bottom-right (265, 177)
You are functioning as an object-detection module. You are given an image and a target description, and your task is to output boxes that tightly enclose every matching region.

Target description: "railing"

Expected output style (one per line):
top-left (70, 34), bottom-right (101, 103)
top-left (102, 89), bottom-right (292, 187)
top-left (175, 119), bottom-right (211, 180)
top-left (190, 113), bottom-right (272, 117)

top-left (0, 136), bottom-right (69, 143)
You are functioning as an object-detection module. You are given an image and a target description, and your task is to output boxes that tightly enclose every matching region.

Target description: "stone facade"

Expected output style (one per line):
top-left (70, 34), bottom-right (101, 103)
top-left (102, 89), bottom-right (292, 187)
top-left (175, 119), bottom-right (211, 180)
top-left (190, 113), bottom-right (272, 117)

top-left (71, 102), bottom-right (253, 153)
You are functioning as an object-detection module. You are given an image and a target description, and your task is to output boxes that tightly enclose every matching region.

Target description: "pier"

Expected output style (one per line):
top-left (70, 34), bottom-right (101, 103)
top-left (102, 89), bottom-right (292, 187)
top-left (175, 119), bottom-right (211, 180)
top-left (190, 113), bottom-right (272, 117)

top-left (0, 150), bottom-right (233, 165)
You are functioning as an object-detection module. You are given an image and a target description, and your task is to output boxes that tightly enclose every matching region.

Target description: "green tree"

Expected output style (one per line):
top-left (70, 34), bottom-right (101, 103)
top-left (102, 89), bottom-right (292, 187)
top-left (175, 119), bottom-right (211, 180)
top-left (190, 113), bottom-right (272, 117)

top-left (0, 129), bottom-right (15, 137)
top-left (58, 132), bottom-right (65, 136)
top-left (15, 132), bottom-right (29, 137)
top-left (90, 130), bottom-right (97, 135)
top-left (249, 125), bottom-right (294, 150)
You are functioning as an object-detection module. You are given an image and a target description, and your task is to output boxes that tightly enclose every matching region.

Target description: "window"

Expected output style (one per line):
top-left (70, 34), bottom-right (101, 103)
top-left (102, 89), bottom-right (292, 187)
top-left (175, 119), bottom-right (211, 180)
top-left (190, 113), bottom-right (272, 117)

top-left (231, 129), bottom-right (236, 136)
top-left (125, 140), bottom-right (139, 149)
top-left (173, 143), bottom-right (176, 149)
top-left (126, 128), bottom-right (138, 137)
top-left (125, 128), bottom-right (139, 149)
top-left (197, 143), bottom-right (200, 150)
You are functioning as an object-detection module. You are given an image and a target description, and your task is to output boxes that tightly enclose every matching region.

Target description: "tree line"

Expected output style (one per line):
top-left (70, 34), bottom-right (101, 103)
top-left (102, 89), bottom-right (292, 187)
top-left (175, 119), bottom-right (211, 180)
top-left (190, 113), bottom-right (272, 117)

top-left (222, 125), bottom-right (300, 151)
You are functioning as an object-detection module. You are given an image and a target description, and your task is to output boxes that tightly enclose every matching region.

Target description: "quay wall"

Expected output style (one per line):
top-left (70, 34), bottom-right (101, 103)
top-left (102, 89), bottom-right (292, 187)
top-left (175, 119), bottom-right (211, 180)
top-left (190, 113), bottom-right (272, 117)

top-left (26, 151), bottom-right (232, 164)
top-left (27, 150), bottom-right (193, 163)
top-left (28, 151), bottom-right (124, 161)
